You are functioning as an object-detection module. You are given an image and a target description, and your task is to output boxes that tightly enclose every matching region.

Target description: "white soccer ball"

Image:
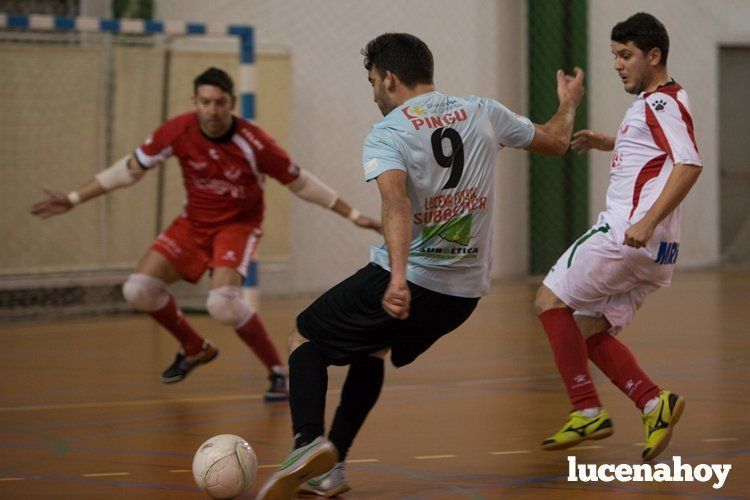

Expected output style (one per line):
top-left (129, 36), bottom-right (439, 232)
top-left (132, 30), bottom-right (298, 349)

top-left (192, 434), bottom-right (258, 499)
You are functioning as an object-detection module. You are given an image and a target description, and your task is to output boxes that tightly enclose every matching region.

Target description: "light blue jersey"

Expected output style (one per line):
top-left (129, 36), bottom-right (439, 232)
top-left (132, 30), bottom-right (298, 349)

top-left (363, 91), bottom-right (535, 297)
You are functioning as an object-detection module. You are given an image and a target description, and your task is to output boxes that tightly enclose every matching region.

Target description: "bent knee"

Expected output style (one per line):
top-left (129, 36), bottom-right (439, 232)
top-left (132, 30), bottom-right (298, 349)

top-left (122, 273), bottom-right (169, 312)
top-left (369, 348), bottom-right (389, 360)
top-left (574, 312), bottom-right (611, 338)
top-left (534, 284), bottom-right (567, 315)
top-left (206, 286), bottom-right (254, 328)
top-left (287, 329), bottom-right (309, 355)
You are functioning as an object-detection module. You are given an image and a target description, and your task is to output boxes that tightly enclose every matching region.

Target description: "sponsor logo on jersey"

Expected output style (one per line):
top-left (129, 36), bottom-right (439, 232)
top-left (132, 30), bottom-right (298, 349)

top-left (413, 187), bottom-right (487, 226)
top-left (401, 104), bottom-right (428, 119)
top-left (221, 250), bottom-right (237, 262)
top-left (188, 159), bottom-right (208, 170)
top-left (409, 108), bottom-right (468, 131)
top-left (610, 150), bottom-right (624, 169)
top-left (655, 241), bottom-right (679, 265)
top-left (421, 213), bottom-right (473, 246)
top-left (209, 148), bottom-right (220, 160)
top-left (224, 165), bottom-right (242, 181)
top-left (193, 178), bottom-right (247, 199)
top-left (417, 246), bottom-right (479, 258)
top-left (423, 98), bottom-right (461, 114)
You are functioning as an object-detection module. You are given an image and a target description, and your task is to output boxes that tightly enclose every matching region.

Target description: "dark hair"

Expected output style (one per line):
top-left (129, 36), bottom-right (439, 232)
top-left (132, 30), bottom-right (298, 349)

top-left (361, 33), bottom-right (434, 87)
top-left (611, 12), bottom-right (669, 65)
top-left (193, 67), bottom-right (234, 95)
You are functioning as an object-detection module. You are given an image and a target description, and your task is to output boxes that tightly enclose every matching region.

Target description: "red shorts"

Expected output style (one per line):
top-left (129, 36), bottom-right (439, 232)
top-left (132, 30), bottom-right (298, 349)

top-left (151, 216), bottom-right (263, 283)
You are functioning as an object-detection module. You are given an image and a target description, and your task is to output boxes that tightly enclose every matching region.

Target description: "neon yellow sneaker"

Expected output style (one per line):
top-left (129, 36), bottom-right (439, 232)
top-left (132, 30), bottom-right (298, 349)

top-left (642, 390), bottom-right (685, 461)
top-left (542, 409), bottom-right (614, 450)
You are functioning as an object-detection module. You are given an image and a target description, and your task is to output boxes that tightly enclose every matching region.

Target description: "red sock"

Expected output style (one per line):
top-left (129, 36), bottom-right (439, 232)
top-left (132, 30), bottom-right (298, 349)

top-left (151, 296), bottom-right (204, 355)
top-left (586, 331), bottom-right (660, 410)
top-left (539, 308), bottom-right (601, 410)
top-left (235, 314), bottom-right (282, 372)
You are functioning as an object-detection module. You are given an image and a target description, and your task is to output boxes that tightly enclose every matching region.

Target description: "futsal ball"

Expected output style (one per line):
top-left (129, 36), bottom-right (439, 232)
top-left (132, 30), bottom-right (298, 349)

top-left (192, 434), bottom-right (258, 499)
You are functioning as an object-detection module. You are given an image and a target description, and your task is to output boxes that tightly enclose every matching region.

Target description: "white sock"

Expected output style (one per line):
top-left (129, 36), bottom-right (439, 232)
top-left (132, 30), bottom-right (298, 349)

top-left (643, 396), bottom-right (660, 415)
top-left (580, 407), bottom-right (601, 418)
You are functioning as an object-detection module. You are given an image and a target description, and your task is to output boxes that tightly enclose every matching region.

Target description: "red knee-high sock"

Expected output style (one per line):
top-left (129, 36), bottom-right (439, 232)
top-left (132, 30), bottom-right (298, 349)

top-left (151, 296), bottom-right (204, 356)
top-left (539, 307), bottom-right (601, 410)
top-left (235, 314), bottom-right (283, 372)
top-left (586, 331), bottom-right (660, 410)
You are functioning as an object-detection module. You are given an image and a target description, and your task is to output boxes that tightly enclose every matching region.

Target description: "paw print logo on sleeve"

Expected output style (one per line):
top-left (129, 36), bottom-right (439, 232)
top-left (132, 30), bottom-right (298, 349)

top-left (651, 99), bottom-right (667, 112)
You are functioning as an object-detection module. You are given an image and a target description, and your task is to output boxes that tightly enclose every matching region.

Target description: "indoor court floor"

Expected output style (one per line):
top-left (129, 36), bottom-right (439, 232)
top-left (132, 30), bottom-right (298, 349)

top-left (1, 268), bottom-right (748, 499)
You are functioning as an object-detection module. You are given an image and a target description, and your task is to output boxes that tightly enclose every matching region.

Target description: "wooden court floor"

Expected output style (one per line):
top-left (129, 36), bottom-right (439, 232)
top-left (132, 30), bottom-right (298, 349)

top-left (0, 268), bottom-right (748, 499)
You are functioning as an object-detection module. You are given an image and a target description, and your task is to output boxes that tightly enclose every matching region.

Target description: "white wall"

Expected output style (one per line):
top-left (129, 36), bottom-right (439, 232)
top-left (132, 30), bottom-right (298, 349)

top-left (155, 0), bottom-right (528, 294)
top-left (588, 1), bottom-right (750, 267)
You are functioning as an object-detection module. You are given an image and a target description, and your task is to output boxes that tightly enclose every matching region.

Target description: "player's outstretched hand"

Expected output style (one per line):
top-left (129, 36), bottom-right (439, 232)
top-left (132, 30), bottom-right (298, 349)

top-left (557, 67), bottom-right (585, 108)
top-left (382, 278), bottom-right (410, 320)
top-left (30, 189), bottom-right (74, 219)
top-left (354, 214), bottom-right (383, 234)
top-left (571, 129), bottom-right (612, 154)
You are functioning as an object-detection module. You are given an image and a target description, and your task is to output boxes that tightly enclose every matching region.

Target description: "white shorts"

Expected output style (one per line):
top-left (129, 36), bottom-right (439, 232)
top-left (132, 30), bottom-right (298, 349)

top-left (542, 216), bottom-right (673, 334)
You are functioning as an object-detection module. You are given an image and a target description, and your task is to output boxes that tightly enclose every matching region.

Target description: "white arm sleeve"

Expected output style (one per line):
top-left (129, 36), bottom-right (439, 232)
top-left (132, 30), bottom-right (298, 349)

top-left (286, 168), bottom-right (339, 209)
top-left (94, 156), bottom-right (142, 191)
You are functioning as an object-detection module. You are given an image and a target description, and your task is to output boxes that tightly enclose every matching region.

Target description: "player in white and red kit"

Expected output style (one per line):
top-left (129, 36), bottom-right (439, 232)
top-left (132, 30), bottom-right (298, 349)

top-left (535, 13), bottom-right (701, 460)
top-left (31, 68), bottom-right (380, 400)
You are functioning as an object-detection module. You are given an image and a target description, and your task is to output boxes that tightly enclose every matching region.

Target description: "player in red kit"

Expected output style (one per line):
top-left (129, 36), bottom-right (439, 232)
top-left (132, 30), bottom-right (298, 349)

top-left (31, 67), bottom-right (380, 400)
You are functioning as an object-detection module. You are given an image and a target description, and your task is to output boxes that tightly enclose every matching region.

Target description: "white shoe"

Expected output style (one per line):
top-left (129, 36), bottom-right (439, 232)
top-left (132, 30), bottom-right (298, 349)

top-left (256, 437), bottom-right (338, 500)
top-left (298, 462), bottom-right (351, 497)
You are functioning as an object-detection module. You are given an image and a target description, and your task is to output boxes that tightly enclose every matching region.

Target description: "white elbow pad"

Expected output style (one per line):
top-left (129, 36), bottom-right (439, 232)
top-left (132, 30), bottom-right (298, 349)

top-left (288, 168), bottom-right (338, 209)
top-left (95, 156), bottom-right (140, 191)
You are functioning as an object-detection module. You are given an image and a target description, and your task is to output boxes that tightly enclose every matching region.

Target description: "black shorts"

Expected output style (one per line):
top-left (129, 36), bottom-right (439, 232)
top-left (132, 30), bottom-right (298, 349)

top-left (296, 263), bottom-right (479, 367)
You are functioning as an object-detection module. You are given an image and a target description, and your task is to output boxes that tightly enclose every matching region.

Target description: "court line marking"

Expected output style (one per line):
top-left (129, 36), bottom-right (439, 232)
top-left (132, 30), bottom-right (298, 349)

top-left (0, 478), bottom-right (25, 481)
top-left (414, 454), bottom-right (457, 460)
top-left (569, 445), bottom-right (602, 450)
top-left (702, 437), bottom-right (738, 442)
top-left (169, 469), bottom-right (190, 473)
top-left (346, 459), bottom-right (380, 463)
top-left (82, 472), bottom-right (131, 477)
top-left (490, 450), bottom-right (531, 455)
top-left (633, 442), bottom-right (645, 446)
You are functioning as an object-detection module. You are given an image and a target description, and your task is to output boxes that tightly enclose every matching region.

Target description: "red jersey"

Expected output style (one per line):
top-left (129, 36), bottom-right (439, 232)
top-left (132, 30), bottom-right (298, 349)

top-left (134, 112), bottom-right (299, 226)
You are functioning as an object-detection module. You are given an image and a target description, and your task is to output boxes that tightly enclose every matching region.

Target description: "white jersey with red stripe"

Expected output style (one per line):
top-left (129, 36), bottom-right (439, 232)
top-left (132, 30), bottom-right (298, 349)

top-left (603, 80), bottom-right (701, 266)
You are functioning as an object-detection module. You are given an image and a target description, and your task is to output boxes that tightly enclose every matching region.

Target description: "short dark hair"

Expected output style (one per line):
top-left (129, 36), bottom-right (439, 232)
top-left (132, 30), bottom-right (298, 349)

top-left (611, 12), bottom-right (669, 65)
top-left (361, 33), bottom-right (434, 87)
top-left (194, 67), bottom-right (234, 95)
